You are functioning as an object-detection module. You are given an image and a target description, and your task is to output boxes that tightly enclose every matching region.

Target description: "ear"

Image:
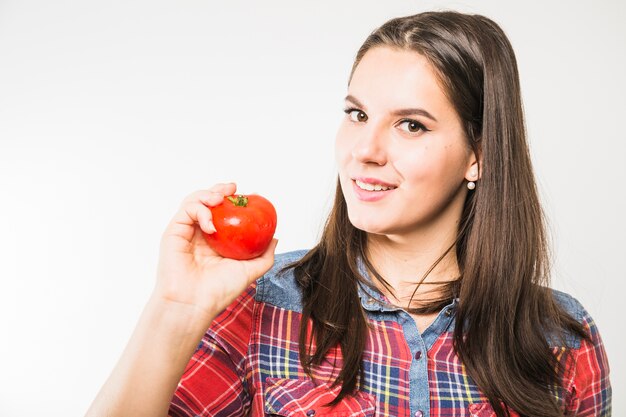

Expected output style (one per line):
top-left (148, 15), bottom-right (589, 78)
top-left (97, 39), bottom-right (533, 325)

top-left (464, 149), bottom-right (482, 182)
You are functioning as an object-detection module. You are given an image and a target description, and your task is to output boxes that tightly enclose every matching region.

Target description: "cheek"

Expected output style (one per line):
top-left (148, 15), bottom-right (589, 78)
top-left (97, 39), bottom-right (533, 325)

top-left (394, 146), bottom-right (433, 182)
top-left (397, 143), bottom-right (468, 187)
top-left (334, 126), bottom-right (352, 167)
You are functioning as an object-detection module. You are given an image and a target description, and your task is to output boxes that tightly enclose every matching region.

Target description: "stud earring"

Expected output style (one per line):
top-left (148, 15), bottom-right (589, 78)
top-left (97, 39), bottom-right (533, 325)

top-left (467, 181), bottom-right (476, 190)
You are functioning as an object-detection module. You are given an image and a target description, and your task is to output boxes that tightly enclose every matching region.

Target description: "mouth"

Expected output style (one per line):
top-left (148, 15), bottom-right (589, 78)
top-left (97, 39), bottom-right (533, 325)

top-left (354, 179), bottom-right (398, 192)
top-left (350, 178), bottom-right (398, 202)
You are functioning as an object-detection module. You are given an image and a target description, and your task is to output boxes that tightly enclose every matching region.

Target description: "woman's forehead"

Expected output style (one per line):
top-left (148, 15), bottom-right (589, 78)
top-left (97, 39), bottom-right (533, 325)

top-left (348, 46), bottom-right (453, 119)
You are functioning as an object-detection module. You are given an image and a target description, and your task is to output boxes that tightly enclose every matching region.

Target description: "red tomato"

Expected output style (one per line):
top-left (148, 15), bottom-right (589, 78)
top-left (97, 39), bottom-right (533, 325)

top-left (202, 194), bottom-right (277, 260)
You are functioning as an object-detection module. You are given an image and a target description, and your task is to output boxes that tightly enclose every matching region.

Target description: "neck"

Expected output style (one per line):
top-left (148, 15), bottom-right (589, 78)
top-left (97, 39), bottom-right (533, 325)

top-left (366, 218), bottom-right (461, 307)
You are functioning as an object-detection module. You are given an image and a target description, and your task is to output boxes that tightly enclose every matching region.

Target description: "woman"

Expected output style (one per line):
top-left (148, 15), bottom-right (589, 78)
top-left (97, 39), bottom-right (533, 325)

top-left (86, 11), bottom-right (611, 417)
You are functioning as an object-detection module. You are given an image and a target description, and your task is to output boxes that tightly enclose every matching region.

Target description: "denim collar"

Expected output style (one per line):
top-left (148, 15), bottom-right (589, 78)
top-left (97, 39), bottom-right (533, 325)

top-left (355, 254), bottom-right (458, 308)
top-left (355, 254), bottom-right (459, 344)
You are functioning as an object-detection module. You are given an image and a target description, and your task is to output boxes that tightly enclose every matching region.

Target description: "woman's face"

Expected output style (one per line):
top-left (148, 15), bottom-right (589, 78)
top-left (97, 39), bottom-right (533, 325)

top-left (335, 46), bottom-right (478, 237)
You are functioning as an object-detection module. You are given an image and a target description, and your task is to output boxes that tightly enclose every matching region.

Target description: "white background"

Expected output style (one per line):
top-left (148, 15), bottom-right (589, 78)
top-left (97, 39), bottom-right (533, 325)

top-left (1, 0), bottom-right (624, 415)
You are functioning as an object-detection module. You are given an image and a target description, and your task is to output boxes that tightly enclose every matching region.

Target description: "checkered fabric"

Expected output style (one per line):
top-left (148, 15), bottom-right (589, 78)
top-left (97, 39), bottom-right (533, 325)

top-left (168, 251), bottom-right (611, 417)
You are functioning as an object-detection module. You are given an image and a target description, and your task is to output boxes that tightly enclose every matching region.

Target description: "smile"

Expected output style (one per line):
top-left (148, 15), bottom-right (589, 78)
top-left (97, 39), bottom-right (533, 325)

top-left (351, 179), bottom-right (397, 202)
top-left (355, 179), bottom-right (397, 191)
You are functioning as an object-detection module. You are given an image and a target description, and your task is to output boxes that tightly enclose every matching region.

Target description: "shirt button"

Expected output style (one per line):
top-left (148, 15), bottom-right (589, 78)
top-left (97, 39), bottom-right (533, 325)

top-left (445, 308), bottom-right (453, 316)
top-left (414, 350), bottom-right (422, 360)
top-left (366, 297), bottom-right (376, 305)
top-left (306, 410), bottom-right (316, 416)
top-left (414, 410), bottom-right (423, 417)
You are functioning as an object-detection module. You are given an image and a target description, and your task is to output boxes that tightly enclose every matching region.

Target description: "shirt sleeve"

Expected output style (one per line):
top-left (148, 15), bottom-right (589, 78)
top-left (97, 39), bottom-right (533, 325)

top-left (568, 305), bottom-right (612, 416)
top-left (168, 283), bottom-right (257, 417)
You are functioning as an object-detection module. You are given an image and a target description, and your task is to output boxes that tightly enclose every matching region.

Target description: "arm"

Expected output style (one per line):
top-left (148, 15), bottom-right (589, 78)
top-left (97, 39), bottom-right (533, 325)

top-left (84, 183), bottom-right (277, 417)
top-left (85, 296), bottom-right (216, 417)
top-left (569, 309), bottom-right (612, 416)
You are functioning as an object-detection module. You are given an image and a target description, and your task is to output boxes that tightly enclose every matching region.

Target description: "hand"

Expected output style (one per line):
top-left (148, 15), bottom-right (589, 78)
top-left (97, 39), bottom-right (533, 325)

top-left (154, 182), bottom-right (278, 324)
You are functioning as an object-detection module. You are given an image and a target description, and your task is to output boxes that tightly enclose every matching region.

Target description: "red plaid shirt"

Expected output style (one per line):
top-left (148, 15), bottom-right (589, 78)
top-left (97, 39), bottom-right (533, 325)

top-left (169, 250), bottom-right (611, 417)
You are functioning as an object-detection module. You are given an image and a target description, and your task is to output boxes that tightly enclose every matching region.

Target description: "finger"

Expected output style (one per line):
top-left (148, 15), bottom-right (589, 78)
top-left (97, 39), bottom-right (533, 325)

top-left (201, 217), bottom-right (217, 235)
top-left (186, 201), bottom-right (217, 234)
top-left (184, 183), bottom-right (237, 206)
top-left (199, 192), bottom-right (227, 208)
top-left (165, 201), bottom-right (215, 242)
top-left (207, 182), bottom-right (237, 195)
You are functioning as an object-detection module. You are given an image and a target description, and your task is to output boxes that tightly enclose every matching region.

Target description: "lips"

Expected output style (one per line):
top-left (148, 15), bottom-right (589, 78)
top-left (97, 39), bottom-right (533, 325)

top-left (350, 177), bottom-right (398, 202)
top-left (352, 177), bottom-right (398, 189)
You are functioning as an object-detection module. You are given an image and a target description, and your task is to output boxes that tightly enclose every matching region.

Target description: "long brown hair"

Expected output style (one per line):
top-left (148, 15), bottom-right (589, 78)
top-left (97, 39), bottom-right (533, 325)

top-left (283, 11), bottom-right (588, 417)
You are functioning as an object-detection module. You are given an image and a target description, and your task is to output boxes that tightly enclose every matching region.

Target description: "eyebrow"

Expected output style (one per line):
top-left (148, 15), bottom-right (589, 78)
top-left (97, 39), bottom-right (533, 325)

top-left (344, 94), bottom-right (438, 122)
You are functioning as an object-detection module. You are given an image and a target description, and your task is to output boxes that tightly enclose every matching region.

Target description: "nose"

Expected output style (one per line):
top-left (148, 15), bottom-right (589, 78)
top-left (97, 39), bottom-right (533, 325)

top-left (351, 124), bottom-right (387, 166)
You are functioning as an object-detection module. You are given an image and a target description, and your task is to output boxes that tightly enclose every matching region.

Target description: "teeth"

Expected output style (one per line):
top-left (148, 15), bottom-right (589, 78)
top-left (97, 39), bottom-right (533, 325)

top-left (355, 179), bottom-right (396, 191)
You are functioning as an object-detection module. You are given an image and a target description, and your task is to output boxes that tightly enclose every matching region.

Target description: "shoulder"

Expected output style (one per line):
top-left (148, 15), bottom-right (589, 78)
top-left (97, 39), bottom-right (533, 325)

top-left (206, 281), bottom-right (258, 346)
top-left (548, 288), bottom-right (599, 348)
top-left (255, 249), bottom-right (310, 313)
top-left (550, 288), bottom-right (586, 323)
top-left (208, 248), bottom-right (309, 342)
top-left (549, 290), bottom-right (612, 413)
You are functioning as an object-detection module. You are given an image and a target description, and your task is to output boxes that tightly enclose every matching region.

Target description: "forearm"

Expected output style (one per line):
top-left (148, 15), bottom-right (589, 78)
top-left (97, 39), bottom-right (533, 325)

top-left (85, 295), bottom-right (215, 417)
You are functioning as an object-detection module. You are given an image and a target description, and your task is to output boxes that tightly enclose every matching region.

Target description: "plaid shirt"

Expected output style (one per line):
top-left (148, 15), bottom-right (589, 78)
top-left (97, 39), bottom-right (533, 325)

top-left (169, 250), bottom-right (611, 417)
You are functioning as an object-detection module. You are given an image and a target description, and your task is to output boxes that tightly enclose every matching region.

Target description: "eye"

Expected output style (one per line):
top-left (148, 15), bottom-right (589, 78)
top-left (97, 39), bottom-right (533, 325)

top-left (397, 119), bottom-right (429, 134)
top-left (343, 107), bottom-right (367, 122)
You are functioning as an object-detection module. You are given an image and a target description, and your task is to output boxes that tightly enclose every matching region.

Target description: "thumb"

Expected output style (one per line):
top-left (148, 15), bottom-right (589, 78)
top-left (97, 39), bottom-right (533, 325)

top-left (244, 238), bottom-right (279, 280)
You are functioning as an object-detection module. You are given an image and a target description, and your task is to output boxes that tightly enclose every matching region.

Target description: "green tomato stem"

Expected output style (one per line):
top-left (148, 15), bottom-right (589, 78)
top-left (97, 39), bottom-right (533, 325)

top-left (226, 195), bottom-right (248, 207)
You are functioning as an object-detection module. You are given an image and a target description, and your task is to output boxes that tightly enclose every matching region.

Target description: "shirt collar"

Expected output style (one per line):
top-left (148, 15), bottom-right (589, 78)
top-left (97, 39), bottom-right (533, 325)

top-left (355, 253), bottom-right (459, 314)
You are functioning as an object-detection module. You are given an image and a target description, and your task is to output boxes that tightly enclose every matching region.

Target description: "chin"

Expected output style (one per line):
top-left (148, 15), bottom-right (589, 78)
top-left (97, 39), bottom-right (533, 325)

top-left (346, 211), bottom-right (390, 235)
